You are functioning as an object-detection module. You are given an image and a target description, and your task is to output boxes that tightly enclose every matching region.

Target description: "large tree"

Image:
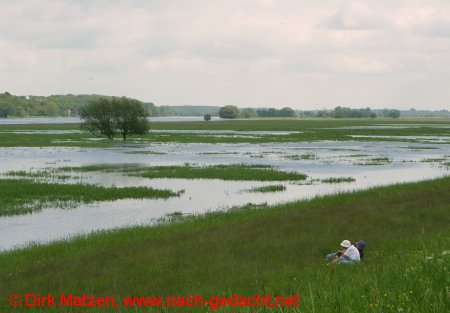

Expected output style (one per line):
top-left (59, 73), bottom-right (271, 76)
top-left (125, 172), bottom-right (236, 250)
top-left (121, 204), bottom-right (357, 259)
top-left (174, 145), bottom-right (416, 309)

top-left (112, 97), bottom-right (150, 140)
top-left (80, 97), bottom-right (150, 140)
top-left (240, 108), bottom-right (258, 118)
top-left (218, 105), bottom-right (239, 119)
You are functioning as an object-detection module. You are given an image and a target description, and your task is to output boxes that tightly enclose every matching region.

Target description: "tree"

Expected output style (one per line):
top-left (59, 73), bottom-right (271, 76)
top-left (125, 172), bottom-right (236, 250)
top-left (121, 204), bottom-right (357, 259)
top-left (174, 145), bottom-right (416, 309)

top-left (240, 108), bottom-right (258, 118)
top-left (218, 105), bottom-right (239, 119)
top-left (80, 98), bottom-right (117, 139)
top-left (112, 97), bottom-right (150, 140)
top-left (332, 106), bottom-right (375, 118)
top-left (279, 107), bottom-right (297, 117)
top-left (204, 114), bottom-right (211, 121)
top-left (46, 101), bottom-right (60, 116)
top-left (333, 106), bottom-right (351, 118)
top-left (387, 109), bottom-right (401, 118)
top-left (255, 107), bottom-right (297, 118)
top-left (80, 97), bottom-right (150, 140)
top-left (268, 108), bottom-right (278, 117)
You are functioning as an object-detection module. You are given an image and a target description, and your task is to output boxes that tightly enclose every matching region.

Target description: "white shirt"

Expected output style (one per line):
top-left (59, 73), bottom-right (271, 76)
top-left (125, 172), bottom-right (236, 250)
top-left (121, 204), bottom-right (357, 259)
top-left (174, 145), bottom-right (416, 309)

top-left (342, 245), bottom-right (360, 262)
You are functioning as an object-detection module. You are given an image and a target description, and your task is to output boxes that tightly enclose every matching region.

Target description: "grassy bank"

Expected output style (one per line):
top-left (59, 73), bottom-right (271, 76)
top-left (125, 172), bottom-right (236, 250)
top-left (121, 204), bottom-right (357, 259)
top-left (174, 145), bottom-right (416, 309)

top-left (1, 177), bottom-right (449, 312)
top-left (61, 164), bottom-right (308, 181)
top-left (0, 179), bottom-right (182, 216)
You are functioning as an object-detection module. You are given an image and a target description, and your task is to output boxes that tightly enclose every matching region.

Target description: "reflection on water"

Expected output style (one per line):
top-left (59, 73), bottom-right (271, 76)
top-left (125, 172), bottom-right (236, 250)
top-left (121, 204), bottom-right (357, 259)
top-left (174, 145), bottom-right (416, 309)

top-left (0, 140), bottom-right (449, 251)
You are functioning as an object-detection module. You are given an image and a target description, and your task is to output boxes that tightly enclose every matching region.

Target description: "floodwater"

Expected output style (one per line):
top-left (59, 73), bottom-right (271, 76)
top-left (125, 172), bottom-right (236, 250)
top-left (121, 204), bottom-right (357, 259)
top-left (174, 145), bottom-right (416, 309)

top-left (0, 138), bottom-right (449, 251)
top-left (0, 116), bottom-right (216, 125)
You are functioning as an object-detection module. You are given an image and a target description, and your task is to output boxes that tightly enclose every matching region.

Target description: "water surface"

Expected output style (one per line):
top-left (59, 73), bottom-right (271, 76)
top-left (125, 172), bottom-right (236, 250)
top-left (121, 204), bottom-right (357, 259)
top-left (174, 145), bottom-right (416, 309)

top-left (0, 138), bottom-right (449, 251)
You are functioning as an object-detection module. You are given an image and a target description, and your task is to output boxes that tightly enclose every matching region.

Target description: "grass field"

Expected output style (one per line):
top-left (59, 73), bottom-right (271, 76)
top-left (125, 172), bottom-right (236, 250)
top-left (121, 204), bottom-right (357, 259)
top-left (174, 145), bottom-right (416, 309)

top-left (0, 179), bottom-right (182, 216)
top-left (1, 177), bottom-right (449, 312)
top-left (1, 118), bottom-right (449, 146)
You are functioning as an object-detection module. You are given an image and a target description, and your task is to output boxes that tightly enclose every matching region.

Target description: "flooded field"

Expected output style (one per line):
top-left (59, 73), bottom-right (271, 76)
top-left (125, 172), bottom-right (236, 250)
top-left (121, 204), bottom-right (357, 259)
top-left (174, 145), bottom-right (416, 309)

top-left (0, 116), bottom-right (212, 125)
top-left (1, 131), bottom-right (449, 251)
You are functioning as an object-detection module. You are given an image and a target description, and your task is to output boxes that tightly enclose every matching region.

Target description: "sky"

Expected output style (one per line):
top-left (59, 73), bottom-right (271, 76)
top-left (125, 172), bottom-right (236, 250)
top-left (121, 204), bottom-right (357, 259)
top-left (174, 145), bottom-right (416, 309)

top-left (1, 0), bottom-right (450, 110)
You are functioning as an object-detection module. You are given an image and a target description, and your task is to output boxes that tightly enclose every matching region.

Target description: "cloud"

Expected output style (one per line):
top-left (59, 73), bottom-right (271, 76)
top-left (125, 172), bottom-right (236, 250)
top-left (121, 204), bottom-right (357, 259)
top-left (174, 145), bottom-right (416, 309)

top-left (0, 0), bottom-right (449, 109)
top-left (321, 3), bottom-right (388, 30)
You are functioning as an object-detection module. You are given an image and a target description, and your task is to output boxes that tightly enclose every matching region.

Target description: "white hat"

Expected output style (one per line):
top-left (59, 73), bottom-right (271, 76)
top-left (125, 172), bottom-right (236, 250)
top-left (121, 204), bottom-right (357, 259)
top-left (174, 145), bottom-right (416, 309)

top-left (340, 240), bottom-right (351, 248)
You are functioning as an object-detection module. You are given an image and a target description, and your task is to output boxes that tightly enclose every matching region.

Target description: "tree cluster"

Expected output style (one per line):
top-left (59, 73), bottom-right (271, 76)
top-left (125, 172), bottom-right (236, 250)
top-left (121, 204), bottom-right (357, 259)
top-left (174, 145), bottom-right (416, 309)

top-left (218, 105), bottom-right (240, 118)
top-left (256, 107), bottom-right (298, 117)
top-left (314, 107), bottom-right (377, 118)
top-left (313, 107), bottom-right (404, 118)
top-left (218, 106), bottom-right (298, 119)
top-left (80, 97), bottom-right (150, 140)
top-left (332, 106), bottom-right (377, 118)
top-left (382, 109), bottom-right (401, 118)
top-left (0, 92), bottom-right (113, 117)
top-left (0, 92), bottom-right (160, 118)
top-left (0, 92), bottom-right (59, 117)
top-left (399, 109), bottom-right (450, 118)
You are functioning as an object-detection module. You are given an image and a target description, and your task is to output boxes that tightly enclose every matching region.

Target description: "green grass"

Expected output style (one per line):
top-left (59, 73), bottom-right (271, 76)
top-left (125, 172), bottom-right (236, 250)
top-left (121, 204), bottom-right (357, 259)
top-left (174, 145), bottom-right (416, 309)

top-left (405, 146), bottom-right (439, 150)
top-left (1, 118), bottom-right (449, 146)
top-left (5, 169), bottom-right (73, 181)
top-left (0, 179), bottom-right (182, 216)
top-left (148, 118), bottom-right (450, 131)
top-left (60, 163), bottom-right (145, 173)
top-left (245, 184), bottom-right (287, 193)
top-left (285, 153), bottom-right (318, 160)
top-left (0, 177), bottom-right (449, 312)
top-left (61, 164), bottom-right (309, 181)
top-left (356, 157), bottom-right (391, 166)
top-left (421, 158), bottom-right (447, 163)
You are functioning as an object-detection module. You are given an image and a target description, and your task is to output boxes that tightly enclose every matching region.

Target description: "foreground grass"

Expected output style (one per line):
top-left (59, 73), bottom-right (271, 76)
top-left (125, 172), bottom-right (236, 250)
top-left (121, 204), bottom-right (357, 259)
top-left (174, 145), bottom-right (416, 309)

top-left (0, 179), bottom-right (181, 216)
top-left (61, 164), bottom-right (308, 181)
top-left (0, 177), bottom-right (449, 312)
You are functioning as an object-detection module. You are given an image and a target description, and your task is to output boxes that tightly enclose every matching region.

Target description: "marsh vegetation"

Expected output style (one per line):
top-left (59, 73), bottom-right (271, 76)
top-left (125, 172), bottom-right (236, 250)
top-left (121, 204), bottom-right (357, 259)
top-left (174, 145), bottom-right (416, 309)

top-left (0, 177), bottom-right (448, 312)
top-left (0, 118), bottom-right (449, 312)
top-left (0, 179), bottom-right (181, 216)
top-left (244, 184), bottom-right (287, 193)
top-left (60, 164), bottom-right (308, 181)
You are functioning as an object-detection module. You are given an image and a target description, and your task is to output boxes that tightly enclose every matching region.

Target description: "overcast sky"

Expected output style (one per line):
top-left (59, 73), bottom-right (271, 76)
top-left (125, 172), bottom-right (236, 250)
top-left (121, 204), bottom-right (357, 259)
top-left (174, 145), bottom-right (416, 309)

top-left (1, 0), bottom-right (450, 110)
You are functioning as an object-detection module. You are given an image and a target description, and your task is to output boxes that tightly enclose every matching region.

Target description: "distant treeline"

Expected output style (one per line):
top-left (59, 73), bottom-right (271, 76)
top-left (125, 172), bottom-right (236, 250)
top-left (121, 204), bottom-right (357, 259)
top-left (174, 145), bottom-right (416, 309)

top-left (0, 93), bottom-right (123, 118)
top-left (392, 109), bottom-right (450, 118)
top-left (302, 107), bottom-right (450, 118)
top-left (1, 92), bottom-right (448, 118)
top-left (0, 92), bottom-right (218, 118)
top-left (314, 107), bottom-right (399, 119)
top-left (218, 105), bottom-right (400, 119)
top-left (218, 106), bottom-right (297, 119)
top-left (147, 104), bottom-right (221, 117)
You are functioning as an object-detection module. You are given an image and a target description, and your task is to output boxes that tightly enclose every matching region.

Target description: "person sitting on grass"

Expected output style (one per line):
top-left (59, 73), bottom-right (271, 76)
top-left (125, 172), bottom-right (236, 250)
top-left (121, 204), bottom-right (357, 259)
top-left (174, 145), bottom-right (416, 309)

top-left (355, 240), bottom-right (366, 260)
top-left (326, 240), bottom-right (360, 264)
